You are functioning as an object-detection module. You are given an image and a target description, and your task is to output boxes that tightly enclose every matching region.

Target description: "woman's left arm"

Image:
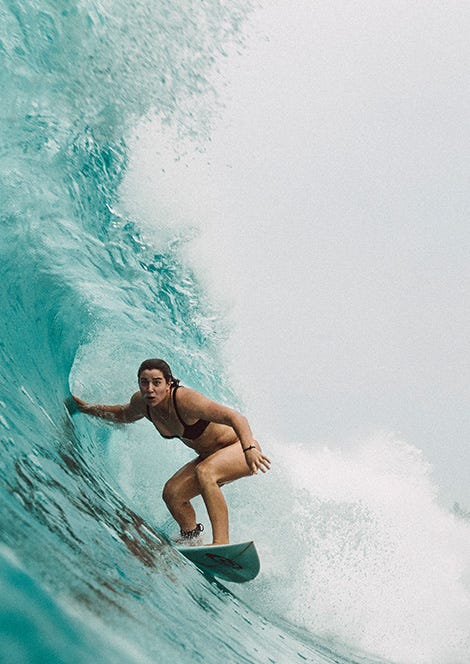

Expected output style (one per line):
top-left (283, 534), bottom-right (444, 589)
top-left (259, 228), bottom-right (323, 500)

top-left (180, 389), bottom-right (271, 474)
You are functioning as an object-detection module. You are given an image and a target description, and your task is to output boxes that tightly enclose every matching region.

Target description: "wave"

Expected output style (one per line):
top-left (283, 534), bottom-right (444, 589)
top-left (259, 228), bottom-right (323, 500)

top-left (1, 2), bottom-right (470, 663)
top-left (0, 1), bottom-right (339, 662)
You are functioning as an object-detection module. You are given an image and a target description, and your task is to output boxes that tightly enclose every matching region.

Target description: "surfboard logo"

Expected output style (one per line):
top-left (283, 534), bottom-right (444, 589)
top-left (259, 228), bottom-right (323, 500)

top-left (205, 553), bottom-right (243, 569)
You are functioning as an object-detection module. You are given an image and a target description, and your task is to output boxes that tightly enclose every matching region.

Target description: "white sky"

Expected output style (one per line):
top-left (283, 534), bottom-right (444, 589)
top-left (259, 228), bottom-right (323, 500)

top-left (124, 0), bottom-right (470, 506)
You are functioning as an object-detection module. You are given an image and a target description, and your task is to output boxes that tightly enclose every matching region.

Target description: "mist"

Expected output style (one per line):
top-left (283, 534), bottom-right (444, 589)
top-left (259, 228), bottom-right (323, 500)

top-left (121, 1), bottom-right (470, 507)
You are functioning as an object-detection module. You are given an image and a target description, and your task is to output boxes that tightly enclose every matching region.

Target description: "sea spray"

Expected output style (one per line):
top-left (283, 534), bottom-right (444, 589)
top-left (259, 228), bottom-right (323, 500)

top-left (227, 434), bottom-right (470, 664)
top-left (120, 90), bottom-right (470, 664)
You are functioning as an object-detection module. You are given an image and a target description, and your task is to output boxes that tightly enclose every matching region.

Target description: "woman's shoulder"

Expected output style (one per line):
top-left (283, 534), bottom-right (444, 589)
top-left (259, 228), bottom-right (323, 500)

top-left (173, 385), bottom-right (220, 415)
top-left (128, 391), bottom-right (147, 414)
top-left (174, 385), bottom-right (203, 402)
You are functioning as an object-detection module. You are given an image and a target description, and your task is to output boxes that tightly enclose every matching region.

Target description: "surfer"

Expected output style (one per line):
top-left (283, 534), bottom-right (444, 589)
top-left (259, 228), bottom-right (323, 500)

top-left (72, 358), bottom-right (270, 545)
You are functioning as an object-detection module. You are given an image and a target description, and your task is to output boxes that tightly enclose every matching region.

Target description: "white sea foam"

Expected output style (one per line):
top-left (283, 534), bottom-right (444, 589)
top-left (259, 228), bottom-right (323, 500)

top-left (229, 434), bottom-right (470, 664)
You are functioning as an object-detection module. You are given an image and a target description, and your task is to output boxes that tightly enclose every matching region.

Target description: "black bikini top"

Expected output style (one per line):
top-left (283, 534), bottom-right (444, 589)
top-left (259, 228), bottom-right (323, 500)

top-left (145, 385), bottom-right (210, 440)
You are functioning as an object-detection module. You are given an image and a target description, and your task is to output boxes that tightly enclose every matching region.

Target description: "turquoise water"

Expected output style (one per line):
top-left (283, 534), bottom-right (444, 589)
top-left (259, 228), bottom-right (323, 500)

top-left (1, 2), bottom-right (470, 663)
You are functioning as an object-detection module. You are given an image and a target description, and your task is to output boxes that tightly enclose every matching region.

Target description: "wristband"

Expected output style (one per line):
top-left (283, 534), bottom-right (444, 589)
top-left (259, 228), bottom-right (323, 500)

top-left (243, 445), bottom-right (256, 453)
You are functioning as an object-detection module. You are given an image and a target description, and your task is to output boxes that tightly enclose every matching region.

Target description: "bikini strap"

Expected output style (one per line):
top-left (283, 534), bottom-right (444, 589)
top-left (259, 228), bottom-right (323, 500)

top-left (172, 385), bottom-right (188, 427)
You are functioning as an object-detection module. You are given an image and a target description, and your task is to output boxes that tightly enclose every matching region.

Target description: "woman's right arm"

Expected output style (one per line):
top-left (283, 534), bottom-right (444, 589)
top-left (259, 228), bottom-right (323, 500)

top-left (72, 391), bottom-right (145, 423)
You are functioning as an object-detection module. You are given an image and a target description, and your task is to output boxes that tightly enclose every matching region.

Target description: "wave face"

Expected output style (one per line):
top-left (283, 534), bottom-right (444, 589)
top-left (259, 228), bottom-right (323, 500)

top-left (0, 2), bottom-right (329, 662)
top-left (1, 2), bottom-right (470, 664)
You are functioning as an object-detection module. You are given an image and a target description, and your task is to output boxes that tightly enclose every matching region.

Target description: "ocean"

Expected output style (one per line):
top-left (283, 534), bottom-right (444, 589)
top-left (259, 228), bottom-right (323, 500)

top-left (1, 2), bottom-right (470, 663)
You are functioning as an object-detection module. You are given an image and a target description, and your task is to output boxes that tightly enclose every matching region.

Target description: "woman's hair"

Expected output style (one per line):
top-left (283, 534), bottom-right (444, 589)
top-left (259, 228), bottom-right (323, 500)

top-left (137, 358), bottom-right (180, 386)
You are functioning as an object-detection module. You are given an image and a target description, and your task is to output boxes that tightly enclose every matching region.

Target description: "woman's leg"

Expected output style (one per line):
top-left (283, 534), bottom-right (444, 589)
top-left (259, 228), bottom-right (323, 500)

top-left (195, 444), bottom-right (252, 544)
top-left (162, 458), bottom-right (202, 533)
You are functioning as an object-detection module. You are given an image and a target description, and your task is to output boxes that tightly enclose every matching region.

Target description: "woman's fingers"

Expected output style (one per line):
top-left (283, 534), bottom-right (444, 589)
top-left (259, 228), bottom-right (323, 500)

top-left (246, 449), bottom-right (271, 473)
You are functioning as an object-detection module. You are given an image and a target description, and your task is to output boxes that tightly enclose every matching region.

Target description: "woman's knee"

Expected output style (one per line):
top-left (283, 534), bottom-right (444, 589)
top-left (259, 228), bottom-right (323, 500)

top-left (162, 479), bottom-right (178, 506)
top-left (195, 460), bottom-right (216, 487)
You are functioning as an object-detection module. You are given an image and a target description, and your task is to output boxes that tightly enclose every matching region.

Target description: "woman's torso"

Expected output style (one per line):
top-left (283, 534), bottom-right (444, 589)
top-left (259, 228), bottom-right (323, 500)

top-left (143, 386), bottom-right (237, 456)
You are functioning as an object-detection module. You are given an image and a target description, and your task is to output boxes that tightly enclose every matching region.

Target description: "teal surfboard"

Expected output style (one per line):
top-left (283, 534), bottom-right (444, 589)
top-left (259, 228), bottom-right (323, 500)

top-left (177, 541), bottom-right (260, 583)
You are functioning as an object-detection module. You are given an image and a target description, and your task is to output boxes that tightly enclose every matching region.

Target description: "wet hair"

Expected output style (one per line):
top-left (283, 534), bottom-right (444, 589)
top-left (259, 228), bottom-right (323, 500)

top-left (137, 359), bottom-right (180, 386)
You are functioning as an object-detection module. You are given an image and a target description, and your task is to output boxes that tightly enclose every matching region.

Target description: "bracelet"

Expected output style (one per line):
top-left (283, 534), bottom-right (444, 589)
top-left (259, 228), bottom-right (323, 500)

top-left (243, 445), bottom-right (256, 453)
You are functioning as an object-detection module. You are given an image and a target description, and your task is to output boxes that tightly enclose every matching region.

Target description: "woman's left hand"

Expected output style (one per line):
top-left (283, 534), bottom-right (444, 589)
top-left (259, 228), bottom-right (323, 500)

top-left (244, 445), bottom-right (271, 474)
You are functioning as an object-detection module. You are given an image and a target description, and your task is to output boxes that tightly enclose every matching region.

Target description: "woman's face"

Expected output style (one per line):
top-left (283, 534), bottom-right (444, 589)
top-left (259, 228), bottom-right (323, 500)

top-left (138, 369), bottom-right (171, 406)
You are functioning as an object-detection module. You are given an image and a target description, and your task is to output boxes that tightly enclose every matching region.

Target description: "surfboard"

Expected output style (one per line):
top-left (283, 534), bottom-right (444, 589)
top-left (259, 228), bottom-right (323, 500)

top-left (176, 541), bottom-right (260, 583)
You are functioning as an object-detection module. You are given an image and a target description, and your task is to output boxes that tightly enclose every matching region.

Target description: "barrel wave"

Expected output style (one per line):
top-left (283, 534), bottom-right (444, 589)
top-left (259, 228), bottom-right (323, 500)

top-left (0, 1), bottom-right (329, 662)
top-left (1, 2), bottom-right (470, 664)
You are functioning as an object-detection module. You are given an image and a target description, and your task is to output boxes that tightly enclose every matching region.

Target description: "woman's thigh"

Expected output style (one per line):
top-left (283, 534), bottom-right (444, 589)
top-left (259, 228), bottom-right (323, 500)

top-left (164, 444), bottom-right (251, 500)
top-left (163, 458), bottom-right (201, 502)
top-left (197, 443), bottom-right (252, 485)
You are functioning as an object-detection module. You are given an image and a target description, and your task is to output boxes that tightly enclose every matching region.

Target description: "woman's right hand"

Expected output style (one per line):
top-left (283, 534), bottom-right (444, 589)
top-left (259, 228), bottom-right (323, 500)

top-left (71, 395), bottom-right (89, 412)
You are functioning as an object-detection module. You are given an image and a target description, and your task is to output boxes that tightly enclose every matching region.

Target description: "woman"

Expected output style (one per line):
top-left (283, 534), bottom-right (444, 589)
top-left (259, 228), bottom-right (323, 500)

top-left (72, 358), bottom-right (270, 545)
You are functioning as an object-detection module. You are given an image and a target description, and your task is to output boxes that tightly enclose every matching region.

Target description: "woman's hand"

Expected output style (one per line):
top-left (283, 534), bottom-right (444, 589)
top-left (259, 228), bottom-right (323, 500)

top-left (243, 443), bottom-right (271, 474)
top-left (71, 395), bottom-right (90, 412)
